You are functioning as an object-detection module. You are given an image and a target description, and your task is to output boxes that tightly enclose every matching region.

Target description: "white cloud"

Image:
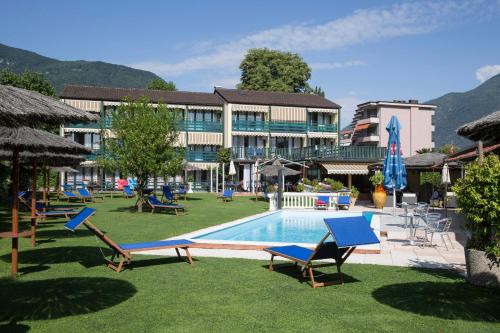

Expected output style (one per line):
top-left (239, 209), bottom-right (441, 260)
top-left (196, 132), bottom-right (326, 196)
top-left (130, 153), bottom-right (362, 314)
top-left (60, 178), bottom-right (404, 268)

top-left (130, 1), bottom-right (499, 77)
top-left (310, 60), bottom-right (365, 70)
top-left (475, 64), bottom-right (500, 83)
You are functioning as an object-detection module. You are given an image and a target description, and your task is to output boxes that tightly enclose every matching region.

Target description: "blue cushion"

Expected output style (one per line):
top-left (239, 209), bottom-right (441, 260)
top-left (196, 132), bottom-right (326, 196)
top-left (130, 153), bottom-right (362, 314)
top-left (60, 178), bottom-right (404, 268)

top-left (148, 196), bottom-right (162, 205)
top-left (64, 207), bottom-right (96, 231)
top-left (78, 189), bottom-right (91, 197)
top-left (338, 196), bottom-right (350, 205)
top-left (124, 186), bottom-right (133, 195)
top-left (119, 239), bottom-right (194, 251)
top-left (223, 189), bottom-right (233, 197)
top-left (64, 191), bottom-right (77, 197)
top-left (317, 196), bottom-right (330, 204)
top-left (265, 245), bottom-right (314, 262)
top-left (324, 216), bottom-right (379, 248)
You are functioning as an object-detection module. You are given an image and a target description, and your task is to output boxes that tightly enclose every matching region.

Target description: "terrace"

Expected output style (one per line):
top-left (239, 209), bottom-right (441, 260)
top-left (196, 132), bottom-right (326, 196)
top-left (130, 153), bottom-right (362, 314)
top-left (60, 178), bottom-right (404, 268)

top-left (0, 195), bottom-right (497, 332)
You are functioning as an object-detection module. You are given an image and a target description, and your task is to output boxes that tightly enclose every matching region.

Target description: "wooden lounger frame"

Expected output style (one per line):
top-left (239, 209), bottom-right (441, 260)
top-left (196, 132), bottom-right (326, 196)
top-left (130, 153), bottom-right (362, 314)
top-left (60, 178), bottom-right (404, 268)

top-left (146, 199), bottom-right (186, 216)
top-left (82, 220), bottom-right (192, 273)
top-left (265, 233), bottom-right (355, 288)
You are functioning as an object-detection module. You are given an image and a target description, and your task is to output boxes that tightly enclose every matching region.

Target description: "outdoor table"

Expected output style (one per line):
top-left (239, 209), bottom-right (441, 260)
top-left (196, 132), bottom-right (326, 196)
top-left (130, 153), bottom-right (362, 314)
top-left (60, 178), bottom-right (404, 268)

top-left (401, 202), bottom-right (417, 245)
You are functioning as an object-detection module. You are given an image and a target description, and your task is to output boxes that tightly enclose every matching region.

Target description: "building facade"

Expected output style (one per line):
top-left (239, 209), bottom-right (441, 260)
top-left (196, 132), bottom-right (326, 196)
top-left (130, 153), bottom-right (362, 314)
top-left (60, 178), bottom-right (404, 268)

top-left (60, 85), bottom-right (341, 191)
top-left (350, 100), bottom-right (436, 156)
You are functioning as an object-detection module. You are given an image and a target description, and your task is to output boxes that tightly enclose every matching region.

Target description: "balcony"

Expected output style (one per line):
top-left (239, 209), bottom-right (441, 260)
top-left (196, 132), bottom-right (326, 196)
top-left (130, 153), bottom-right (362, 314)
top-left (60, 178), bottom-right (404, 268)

top-left (65, 122), bottom-right (100, 129)
top-left (356, 117), bottom-right (379, 125)
top-left (186, 150), bottom-right (218, 162)
top-left (231, 146), bottom-right (387, 161)
top-left (85, 149), bottom-right (103, 161)
top-left (307, 122), bottom-right (337, 132)
top-left (178, 121), bottom-right (222, 132)
top-left (269, 121), bottom-right (307, 133)
top-left (232, 120), bottom-right (269, 132)
top-left (357, 135), bottom-right (380, 143)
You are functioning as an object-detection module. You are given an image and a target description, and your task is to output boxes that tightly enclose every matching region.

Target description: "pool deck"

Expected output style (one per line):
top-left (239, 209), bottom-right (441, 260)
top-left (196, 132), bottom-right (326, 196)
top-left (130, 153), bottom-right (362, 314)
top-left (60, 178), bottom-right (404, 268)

top-left (139, 201), bottom-right (466, 273)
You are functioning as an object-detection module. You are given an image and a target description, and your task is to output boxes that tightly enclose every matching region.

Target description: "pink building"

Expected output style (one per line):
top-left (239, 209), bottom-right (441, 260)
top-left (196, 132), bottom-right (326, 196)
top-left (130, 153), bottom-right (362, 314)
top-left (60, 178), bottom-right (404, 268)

top-left (351, 100), bottom-right (436, 156)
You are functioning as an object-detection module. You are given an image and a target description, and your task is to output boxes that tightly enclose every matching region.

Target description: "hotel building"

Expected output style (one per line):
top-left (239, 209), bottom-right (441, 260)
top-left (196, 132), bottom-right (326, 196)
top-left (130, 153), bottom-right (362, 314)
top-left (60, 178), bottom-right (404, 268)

top-left (60, 85), bottom-right (341, 191)
top-left (350, 100), bottom-right (436, 156)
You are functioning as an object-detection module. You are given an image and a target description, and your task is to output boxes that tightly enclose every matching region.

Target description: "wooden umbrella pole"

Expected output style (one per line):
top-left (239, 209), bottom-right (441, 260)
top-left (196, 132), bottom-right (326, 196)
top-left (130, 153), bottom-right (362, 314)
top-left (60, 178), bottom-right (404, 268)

top-left (42, 167), bottom-right (47, 204)
top-left (31, 161), bottom-right (37, 247)
top-left (11, 147), bottom-right (20, 277)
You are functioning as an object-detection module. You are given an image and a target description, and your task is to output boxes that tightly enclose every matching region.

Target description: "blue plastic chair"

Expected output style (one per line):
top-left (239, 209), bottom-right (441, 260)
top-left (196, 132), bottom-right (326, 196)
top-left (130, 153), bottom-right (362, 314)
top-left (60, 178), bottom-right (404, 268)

top-left (264, 216), bottom-right (379, 288)
top-left (337, 195), bottom-right (351, 210)
top-left (218, 189), bottom-right (233, 202)
top-left (123, 186), bottom-right (135, 198)
top-left (315, 196), bottom-right (330, 209)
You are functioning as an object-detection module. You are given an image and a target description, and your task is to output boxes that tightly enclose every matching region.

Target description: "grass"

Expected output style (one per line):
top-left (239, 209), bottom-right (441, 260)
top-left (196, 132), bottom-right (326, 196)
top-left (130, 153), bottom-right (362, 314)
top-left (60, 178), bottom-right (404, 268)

top-left (0, 193), bottom-right (499, 333)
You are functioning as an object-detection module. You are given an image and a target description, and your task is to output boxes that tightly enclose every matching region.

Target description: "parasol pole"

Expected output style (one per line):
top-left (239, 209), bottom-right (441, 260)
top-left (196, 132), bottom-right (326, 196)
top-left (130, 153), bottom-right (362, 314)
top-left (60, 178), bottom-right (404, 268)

top-left (31, 161), bottom-right (37, 247)
top-left (11, 147), bottom-right (20, 277)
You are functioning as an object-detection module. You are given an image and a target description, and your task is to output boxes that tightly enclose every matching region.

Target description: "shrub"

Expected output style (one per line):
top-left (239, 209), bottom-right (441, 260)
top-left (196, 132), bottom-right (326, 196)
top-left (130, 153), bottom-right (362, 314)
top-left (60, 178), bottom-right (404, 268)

top-left (369, 170), bottom-right (384, 186)
top-left (350, 186), bottom-right (359, 198)
top-left (265, 184), bottom-right (277, 193)
top-left (452, 155), bottom-right (500, 257)
top-left (329, 180), bottom-right (344, 191)
top-left (296, 183), bottom-right (304, 192)
top-left (311, 179), bottom-right (319, 186)
top-left (303, 178), bottom-right (311, 185)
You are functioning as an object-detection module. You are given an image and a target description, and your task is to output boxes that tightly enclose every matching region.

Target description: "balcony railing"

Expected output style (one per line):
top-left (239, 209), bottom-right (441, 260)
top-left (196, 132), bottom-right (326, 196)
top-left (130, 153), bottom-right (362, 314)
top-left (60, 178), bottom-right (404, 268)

top-left (231, 146), bottom-right (386, 161)
top-left (85, 149), bottom-right (103, 161)
top-left (232, 120), bottom-right (269, 132)
top-left (269, 121), bottom-right (307, 133)
top-left (307, 122), bottom-right (337, 132)
top-left (65, 122), bottom-right (100, 129)
top-left (178, 121), bottom-right (222, 132)
top-left (186, 150), bottom-right (218, 162)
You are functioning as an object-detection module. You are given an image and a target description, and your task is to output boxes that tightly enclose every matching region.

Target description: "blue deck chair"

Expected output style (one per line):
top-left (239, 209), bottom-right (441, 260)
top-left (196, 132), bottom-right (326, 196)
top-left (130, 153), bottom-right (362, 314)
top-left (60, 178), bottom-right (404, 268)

top-left (147, 196), bottom-right (186, 216)
top-left (78, 188), bottom-right (104, 203)
top-left (336, 195), bottom-right (351, 210)
top-left (64, 208), bottom-right (194, 272)
top-left (217, 189), bottom-right (233, 202)
top-left (62, 191), bottom-right (81, 202)
top-left (161, 185), bottom-right (176, 203)
top-left (264, 216), bottom-right (379, 288)
top-left (315, 196), bottom-right (330, 210)
top-left (123, 186), bottom-right (135, 198)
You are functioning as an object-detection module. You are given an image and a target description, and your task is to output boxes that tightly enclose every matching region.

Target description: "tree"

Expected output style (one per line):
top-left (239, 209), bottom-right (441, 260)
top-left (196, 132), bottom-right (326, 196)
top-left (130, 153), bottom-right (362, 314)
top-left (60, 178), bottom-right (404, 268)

top-left (0, 69), bottom-right (56, 97)
top-left (98, 97), bottom-right (183, 212)
top-left (305, 86), bottom-right (325, 97)
top-left (147, 78), bottom-right (177, 91)
top-left (237, 48), bottom-right (311, 93)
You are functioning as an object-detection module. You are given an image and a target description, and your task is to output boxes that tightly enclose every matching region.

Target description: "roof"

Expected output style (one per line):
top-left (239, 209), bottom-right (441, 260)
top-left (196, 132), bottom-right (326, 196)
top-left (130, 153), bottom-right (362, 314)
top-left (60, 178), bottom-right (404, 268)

top-left (404, 153), bottom-right (446, 167)
top-left (456, 110), bottom-right (500, 143)
top-left (214, 88), bottom-right (340, 109)
top-left (357, 100), bottom-right (436, 109)
top-left (446, 143), bottom-right (500, 162)
top-left (0, 84), bottom-right (98, 127)
top-left (60, 85), bottom-right (223, 106)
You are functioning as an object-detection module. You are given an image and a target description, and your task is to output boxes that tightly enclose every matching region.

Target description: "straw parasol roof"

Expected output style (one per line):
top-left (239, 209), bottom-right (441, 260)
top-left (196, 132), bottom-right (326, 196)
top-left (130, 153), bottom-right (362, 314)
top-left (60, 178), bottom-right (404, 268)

top-left (0, 150), bottom-right (85, 166)
top-left (457, 110), bottom-right (500, 143)
top-left (0, 127), bottom-right (91, 154)
top-left (0, 84), bottom-right (99, 127)
top-left (404, 152), bottom-right (446, 168)
top-left (259, 159), bottom-right (301, 177)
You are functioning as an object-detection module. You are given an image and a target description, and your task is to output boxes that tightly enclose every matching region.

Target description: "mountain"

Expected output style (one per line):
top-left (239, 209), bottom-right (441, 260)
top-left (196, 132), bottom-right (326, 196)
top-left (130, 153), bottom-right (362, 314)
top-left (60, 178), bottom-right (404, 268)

top-left (427, 73), bottom-right (500, 148)
top-left (0, 43), bottom-right (162, 93)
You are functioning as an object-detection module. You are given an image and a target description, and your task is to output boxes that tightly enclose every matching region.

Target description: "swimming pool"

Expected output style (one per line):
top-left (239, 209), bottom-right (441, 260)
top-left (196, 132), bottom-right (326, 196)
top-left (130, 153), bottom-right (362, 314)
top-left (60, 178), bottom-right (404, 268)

top-left (193, 210), bottom-right (375, 244)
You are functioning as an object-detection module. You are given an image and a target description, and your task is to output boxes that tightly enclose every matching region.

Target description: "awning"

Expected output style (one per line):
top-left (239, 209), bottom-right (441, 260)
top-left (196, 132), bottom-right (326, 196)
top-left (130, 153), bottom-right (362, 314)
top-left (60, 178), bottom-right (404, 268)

top-left (307, 132), bottom-right (338, 139)
top-left (321, 162), bottom-right (369, 175)
top-left (184, 162), bottom-right (219, 171)
top-left (307, 107), bottom-right (338, 113)
top-left (232, 131), bottom-right (269, 137)
top-left (355, 124), bottom-right (370, 131)
top-left (232, 104), bottom-right (268, 112)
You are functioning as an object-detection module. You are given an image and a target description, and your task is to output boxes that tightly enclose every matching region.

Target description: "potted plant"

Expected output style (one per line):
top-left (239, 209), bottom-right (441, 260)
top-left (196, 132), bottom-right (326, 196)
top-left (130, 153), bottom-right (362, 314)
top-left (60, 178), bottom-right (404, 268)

top-left (349, 186), bottom-right (359, 207)
top-left (369, 170), bottom-right (386, 209)
top-left (452, 155), bottom-right (499, 287)
top-left (187, 175), bottom-right (194, 194)
top-left (265, 184), bottom-right (277, 199)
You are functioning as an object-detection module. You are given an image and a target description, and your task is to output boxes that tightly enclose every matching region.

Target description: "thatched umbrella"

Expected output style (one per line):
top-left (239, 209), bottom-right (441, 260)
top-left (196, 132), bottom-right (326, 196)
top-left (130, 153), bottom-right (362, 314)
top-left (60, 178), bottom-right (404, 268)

top-left (457, 110), bottom-right (500, 144)
top-left (0, 127), bottom-right (89, 276)
top-left (0, 150), bottom-right (84, 247)
top-left (259, 159), bottom-right (301, 177)
top-left (0, 84), bottom-right (98, 127)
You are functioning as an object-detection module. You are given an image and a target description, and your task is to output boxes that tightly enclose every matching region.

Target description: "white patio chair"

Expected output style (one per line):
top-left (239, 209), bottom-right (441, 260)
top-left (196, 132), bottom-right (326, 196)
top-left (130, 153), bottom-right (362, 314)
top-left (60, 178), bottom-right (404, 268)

top-left (425, 218), bottom-right (454, 250)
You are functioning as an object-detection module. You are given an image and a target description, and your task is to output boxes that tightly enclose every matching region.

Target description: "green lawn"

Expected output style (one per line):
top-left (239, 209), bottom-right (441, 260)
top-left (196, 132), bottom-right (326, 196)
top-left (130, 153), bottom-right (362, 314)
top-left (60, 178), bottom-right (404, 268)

top-left (0, 194), bottom-right (498, 333)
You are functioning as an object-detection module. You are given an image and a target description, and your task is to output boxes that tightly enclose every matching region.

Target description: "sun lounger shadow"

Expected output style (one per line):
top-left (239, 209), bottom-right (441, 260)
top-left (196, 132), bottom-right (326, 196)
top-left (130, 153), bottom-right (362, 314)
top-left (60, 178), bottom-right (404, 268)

top-left (260, 263), bottom-right (360, 285)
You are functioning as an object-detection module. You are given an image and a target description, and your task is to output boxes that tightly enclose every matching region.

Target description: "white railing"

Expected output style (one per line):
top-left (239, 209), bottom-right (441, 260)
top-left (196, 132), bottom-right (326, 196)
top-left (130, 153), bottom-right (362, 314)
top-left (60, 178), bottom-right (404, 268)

top-left (269, 192), bottom-right (351, 210)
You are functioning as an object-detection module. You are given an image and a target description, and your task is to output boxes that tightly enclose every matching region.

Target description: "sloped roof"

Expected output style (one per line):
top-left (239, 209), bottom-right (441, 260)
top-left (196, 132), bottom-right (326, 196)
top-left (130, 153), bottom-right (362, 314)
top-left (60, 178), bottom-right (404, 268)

top-left (457, 110), bottom-right (500, 143)
top-left (60, 85), bottom-right (223, 106)
top-left (215, 88), bottom-right (340, 109)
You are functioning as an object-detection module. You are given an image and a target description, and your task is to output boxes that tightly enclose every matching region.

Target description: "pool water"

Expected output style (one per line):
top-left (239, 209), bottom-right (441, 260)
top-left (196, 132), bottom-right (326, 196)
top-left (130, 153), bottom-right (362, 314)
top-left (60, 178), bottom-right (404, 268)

top-left (193, 211), bottom-right (365, 244)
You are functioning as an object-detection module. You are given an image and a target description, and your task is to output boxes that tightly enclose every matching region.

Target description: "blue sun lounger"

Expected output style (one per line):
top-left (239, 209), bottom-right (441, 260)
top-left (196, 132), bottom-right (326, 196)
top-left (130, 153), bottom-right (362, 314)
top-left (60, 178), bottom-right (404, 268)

top-left (336, 195), bottom-right (351, 210)
top-left (62, 191), bottom-right (82, 202)
top-left (264, 215), bottom-right (379, 288)
top-left (77, 188), bottom-right (104, 202)
top-left (217, 189), bottom-right (233, 202)
top-left (147, 196), bottom-right (185, 215)
top-left (123, 185), bottom-right (135, 198)
top-left (64, 207), bottom-right (194, 272)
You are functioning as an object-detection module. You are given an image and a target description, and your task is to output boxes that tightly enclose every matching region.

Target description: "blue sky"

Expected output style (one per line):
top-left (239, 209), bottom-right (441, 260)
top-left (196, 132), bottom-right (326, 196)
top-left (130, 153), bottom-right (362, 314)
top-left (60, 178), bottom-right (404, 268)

top-left (1, 0), bottom-right (500, 126)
